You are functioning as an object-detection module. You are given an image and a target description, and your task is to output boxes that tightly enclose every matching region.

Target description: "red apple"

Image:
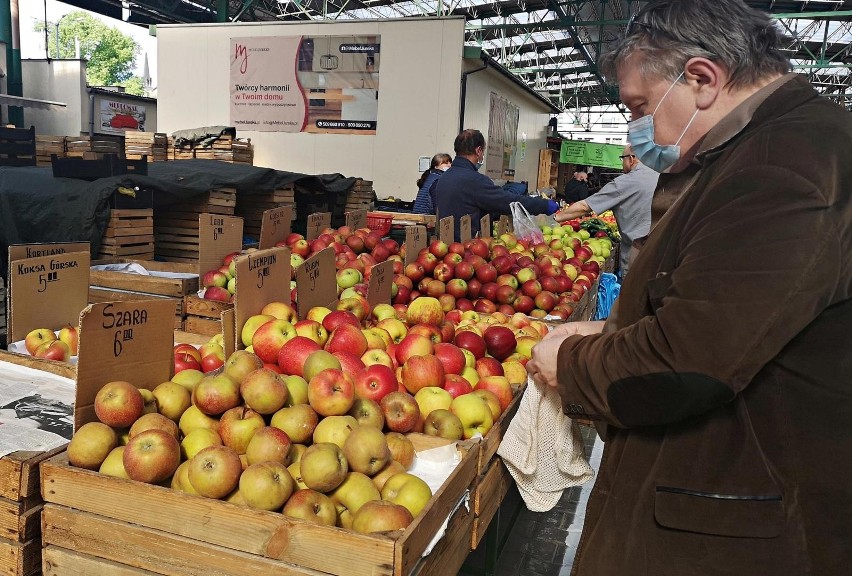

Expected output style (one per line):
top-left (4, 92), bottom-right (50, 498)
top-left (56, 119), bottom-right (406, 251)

top-left (353, 364), bottom-right (399, 403)
top-left (277, 336), bottom-right (322, 377)
top-left (443, 374), bottom-right (474, 398)
top-left (308, 368), bottom-right (356, 416)
top-left (434, 342), bottom-right (466, 375)
top-left (379, 391), bottom-right (421, 433)
top-left (326, 324), bottom-right (368, 358)
top-left (454, 331), bottom-right (486, 359)
top-left (401, 354), bottom-right (445, 394)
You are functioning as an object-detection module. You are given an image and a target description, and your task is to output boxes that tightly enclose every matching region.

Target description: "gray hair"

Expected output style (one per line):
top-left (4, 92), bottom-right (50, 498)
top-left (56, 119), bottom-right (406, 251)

top-left (600, 0), bottom-right (791, 89)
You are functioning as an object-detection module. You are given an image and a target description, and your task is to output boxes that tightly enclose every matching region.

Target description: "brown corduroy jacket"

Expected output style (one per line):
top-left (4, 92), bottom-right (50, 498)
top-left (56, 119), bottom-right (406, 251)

top-left (557, 74), bottom-right (852, 576)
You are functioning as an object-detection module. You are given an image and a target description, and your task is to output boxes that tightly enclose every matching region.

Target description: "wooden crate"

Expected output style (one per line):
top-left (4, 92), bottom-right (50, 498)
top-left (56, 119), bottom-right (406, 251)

top-left (40, 435), bottom-right (480, 576)
top-left (0, 277), bottom-right (6, 340)
top-left (154, 189), bottom-right (237, 262)
top-left (90, 259), bottom-right (198, 298)
top-left (345, 180), bottom-right (375, 213)
top-left (35, 136), bottom-right (65, 168)
top-left (124, 132), bottom-right (168, 162)
top-left (64, 136), bottom-right (121, 159)
top-left (88, 287), bottom-right (185, 319)
top-left (0, 352), bottom-right (76, 576)
top-left (98, 209), bottom-right (155, 260)
top-left (234, 185), bottom-right (296, 237)
top-left (183, 295), bottom-right (232, 336)
top-left (469, 458), bottom-right (514, 549)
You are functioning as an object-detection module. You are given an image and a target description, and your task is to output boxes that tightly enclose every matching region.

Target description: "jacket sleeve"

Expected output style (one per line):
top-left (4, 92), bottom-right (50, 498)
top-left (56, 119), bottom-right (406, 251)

top-left (585, 177), bottom-right (626, 214)
top-left (554, 166), bottom-right (841, 428)
top-left (472, 176), bottom-right (551, 215)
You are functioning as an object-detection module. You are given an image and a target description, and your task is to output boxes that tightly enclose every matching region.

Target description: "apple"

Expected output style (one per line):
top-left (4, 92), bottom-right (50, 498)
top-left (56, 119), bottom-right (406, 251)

top-left (408, 323), bottom-right (442, 345)
top-left (380, 392), bottom-right (421, 433)
top-left (343, 425), bottom-right (391, 476)
top-left (219, 406), bottom-right (265, 454)
top-left (312, 414), bottom-right (358, 449)
top-left (129, 412), bottom-right (180, 440)
top-left (514, 336), bottom-right (539, 359)
top-left (322, 324), bottom-right (367, 358)
top-left (122, 429), bottom-right (181, 484)
top-left (348, 397), bottom-right (385, 429)
top-left (67, 422), bottom-right (117, 470)
top-left (283, 489), bottom-right (338, 526)
top-left (98, 446), bottom-right (129, 479)
top-left (58, 324), bottom-right (78, 355)
top-left (502, 360), bottom-right (528, 385)
top-left (406, 297), bottom-right (444, 326)
top-left (24, 328), bottom-right (56, 355)
top-left (376, 318), bottom-right (408, 344)
top-left (240, 462), bottom-right (296, 511)
top-left (306, 306), bottom-right (332, 325)
top-left (371, 303), bottom-right (397, 322)
top-left (200, 344), bottom-right (225, 373)
top-left (202, 269), bottom-right (228, 288)
top-left (450, 393), bottom-right (494, 439)
top-left (401, 355), bottom-right (445, 394)
top-left (334, 350), bottom-right (367, 377)
top-left (303, 350), bottom-right (342, 382)
top-left (192, 374), bottom-right (241, 416)
top-left (424, 409), bottom-right (464, 441)
top-left (381, 472), bottom-right (432, 517)
top-left (353, 364), bottom-right (398, 403)
top-left (471, 388), bottom-right (503, 421)
top-left (382, 433), bottom-right (414, 471)
top-left (174, 349), bottom-right (202, 373)
top-left (434, 343), bottom-right (466, 375)
top-left (336, 296), bottom-right (369, 322)
top-left (94, 381), bottom-right (144, 428)
top-left (293, 320), bottom-right (329, 347)
top-left (240, 314), bottom-right (275, 348)
top-left (204, 286), bottom-right (231, 302)
top-left (362, 328), bottom-right (390, 351)
top-left (180, 428), bottom-right (223, 460)
top-left (475, 357), bottom-right (505, 378)
top-left (330, 471), bottom-right (382, 528)
top-left (152, 381), bottom-right (192, 422)
top-left (299, 442), bottom-right (348, 493)
top-left (475, 376), bottom-right (514, 413)
top-left (283, 375), bottom-right (309, 406)
top-left (223, 350), bottom-right (264, 384)
top-left (270, 404), bottom-right (319, 444)
top-left (352, 500), bottom-right (414, 534)
top-left (178, 405), bottom-right (220, 437)
top-left (240, 368), bottom-right (289, 414)
top-left (371, 460), bottom-right (407, 492)
top-left (171, 369), bottom-right (204, 394)
top-left (261, 301), bottom-right (298, 323)
top-left (187, 445), bottom-right (243, 499)
top-left (245, 426), bottom-right (292, 466)
top-left (443, 373), bottom-right (474, 398)
top-left (414, 386), bottom-right (454, 422)
top-left (276, 336), bottom-right (322, 377)
top-left (361, 349), bottom-right (395, 370)
top-left (395, 334), bottom-right (434, 365)
top-left (322, 310), bottom-right (360, 333)
top-left (336, 268), bottom-right (363, 290)
top-left (308, 369), bottom-right (356, 417)
top-left (252, 319), bottom-right (297, 364)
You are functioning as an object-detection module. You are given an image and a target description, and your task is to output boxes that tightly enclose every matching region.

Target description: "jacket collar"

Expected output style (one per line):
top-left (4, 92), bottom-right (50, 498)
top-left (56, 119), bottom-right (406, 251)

top-left (452, 156), bottom-right (478, 171)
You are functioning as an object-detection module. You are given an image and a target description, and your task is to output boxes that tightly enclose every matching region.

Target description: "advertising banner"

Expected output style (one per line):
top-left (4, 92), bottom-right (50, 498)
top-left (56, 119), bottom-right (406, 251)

top-left (99, 100), bottom-right (146, 134)
top-left (560, 139), bottom-right (624, 169)
top-left (231, 35), bottom-right (380, 134)
top-left (486, 93), bottom-right (520, 180)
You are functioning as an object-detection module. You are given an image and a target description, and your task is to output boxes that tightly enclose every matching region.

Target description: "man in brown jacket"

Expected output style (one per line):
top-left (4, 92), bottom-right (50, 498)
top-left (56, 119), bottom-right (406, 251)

top-left (527, 1), bottom-right (852, 575)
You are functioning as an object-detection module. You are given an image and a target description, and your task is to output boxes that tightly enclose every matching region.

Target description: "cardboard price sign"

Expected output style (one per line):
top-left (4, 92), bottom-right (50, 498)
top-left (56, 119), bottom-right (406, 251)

top-left (480, 214), bottom-right (491, 238)
top-left (460, 215), bottom-right (472, 243)
top-left (8, 242), bottom-right (90, 263)
top-left (439, 216), bottom-right (454, 245)
top-left (497, 215), bottom-right (510, 236)
top-left (198, 213), bottom-right (243, 277)
top-left (234, 246), bottom-right (291, 350)
top-left (367, 260), bottom-right (393, 310)
top-left (259, 206), bottom-right (293, 250)
top-left (345, 209), bottom-right (368, 230)
top-left (306, 212), bottom-right (332, 241)
top-left (404, 226), bottom-right (427, 266)
top-left (296, 247), bottom-right (337, 312)
top-left (8, 250), bottom-right (90, 343)
top-left (75, 299), bottom-right (175, 430)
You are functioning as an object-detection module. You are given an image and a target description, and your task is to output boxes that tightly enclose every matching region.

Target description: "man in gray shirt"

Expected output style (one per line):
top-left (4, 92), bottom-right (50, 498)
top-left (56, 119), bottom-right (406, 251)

top-left (556, 145), bottom-right (658, 276)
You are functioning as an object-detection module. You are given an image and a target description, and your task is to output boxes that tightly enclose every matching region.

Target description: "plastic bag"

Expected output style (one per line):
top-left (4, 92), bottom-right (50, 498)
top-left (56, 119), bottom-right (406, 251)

top-left (510, 202), bottom-right (544, 243)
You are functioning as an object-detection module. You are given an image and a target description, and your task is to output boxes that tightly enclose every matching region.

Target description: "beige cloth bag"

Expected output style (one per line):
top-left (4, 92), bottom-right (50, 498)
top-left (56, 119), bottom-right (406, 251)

top-left (497, 376), bottom-right (594, 512)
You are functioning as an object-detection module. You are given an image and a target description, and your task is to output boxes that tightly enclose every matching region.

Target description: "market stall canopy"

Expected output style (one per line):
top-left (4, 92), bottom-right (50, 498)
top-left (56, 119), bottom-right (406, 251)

top-left (0, 95), bottom-right (66, 111)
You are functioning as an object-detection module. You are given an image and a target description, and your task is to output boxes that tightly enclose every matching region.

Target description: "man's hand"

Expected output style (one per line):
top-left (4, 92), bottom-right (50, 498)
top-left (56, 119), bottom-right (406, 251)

top-left (526, 322), bottom-right (603, 389)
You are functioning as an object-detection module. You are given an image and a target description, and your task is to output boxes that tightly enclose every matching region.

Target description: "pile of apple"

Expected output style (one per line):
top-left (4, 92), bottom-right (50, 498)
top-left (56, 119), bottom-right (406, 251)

top-left (20, 325), bottom-right (78, 362)
top-left (391, 233), bottom-right (611, 321)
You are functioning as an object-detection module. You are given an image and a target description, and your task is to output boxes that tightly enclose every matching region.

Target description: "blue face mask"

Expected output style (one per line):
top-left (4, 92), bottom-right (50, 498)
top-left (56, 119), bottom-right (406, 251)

top-left (627, 72), bottom-right (699, 173)
top-left (474, 162), bottom-right (483, 171)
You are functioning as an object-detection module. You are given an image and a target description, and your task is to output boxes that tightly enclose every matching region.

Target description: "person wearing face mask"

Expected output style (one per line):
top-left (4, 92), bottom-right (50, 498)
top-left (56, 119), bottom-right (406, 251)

top-left (555, 144), bottom-right (658, 277)
top-left (434, 128), bottom-right (558, 241)
top-left (413, 153), bottom-right (452, 215)
top-left (526, 1), bottom-right (852, 575)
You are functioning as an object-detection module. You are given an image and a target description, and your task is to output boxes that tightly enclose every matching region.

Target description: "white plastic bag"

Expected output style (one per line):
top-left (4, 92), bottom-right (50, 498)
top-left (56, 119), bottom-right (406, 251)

top-left (510, 201), bottom-right (545, 243)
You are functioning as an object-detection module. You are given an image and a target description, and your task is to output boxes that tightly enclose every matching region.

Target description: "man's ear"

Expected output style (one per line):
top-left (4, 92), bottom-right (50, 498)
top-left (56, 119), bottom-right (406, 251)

top-left (684, 57), bottom-right (725, 110)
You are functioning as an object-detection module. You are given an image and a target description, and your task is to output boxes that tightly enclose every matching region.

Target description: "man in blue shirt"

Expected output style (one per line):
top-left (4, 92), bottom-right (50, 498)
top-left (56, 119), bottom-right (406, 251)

top-left (435, 129), bottom-right (558, 241)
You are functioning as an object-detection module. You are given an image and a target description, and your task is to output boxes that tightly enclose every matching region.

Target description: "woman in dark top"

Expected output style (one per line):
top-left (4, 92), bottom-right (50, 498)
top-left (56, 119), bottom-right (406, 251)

top-left (413, 153), bottom-right (451, 214)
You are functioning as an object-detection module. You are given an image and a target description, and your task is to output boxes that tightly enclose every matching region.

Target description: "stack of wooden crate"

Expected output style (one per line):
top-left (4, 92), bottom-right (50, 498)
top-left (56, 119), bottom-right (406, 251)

top-left (124, 132), bottom-right (168, 162)
top-left (344, 179), bottom-right (375, 214)
top-left (234, 185), bottom-right (295, 238)
top-left (89, 259), bottom-right (199, 331)
top-left (0, 276), bottom-right (6, 342)
top-left (153, 188), bottom-right (237, 263)
top-left (97, 209), bottom-right (155, 260)
top-left (34, 136), bottom-right (65, 167)
top-left (64, 136), bottom-right (122, 158)
top-left (168, 135), bottom-right (254, 165)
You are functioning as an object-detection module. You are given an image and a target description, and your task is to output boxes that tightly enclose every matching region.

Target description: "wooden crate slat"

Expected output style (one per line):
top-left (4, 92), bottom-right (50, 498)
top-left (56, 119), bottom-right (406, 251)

top-left (88, 288), bottom-right (184, 316)
top-left (183, 316), bottom-right (222, 336)
top-left (0, 445), bottom-right (67, 501)
top-left (97, 243), bottom-right (155, 256)
top-left (470, 458), bottom-right (513, 549)
top-left (0, 535), bottom-right (40, 576)
top-left (0, 497), bottom-right (41, 542)
top-left (40, 461), bottom-right (396, 576)
top-left (104, 227), bottom-right (154, 239)
top-left (43, 546), bottom-right (162, 576)
top-left (183, 296), bottom-right (231, 318)
top-left (100, 235), bottom-right (154, 246)
top-left (43, 507), bottom-right (327, 576)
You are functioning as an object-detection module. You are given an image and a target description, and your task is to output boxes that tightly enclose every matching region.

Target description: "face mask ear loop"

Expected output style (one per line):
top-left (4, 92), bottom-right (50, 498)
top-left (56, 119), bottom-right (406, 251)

top-left (674, 108), bottom-right (700, 146)
top-left (652, 71), bottom-right (686, 116)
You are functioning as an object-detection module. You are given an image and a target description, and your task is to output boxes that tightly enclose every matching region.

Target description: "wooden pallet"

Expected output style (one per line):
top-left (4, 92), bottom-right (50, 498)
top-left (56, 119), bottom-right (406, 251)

top-left (345, 179), bottom-right (376, 213)
top-left (124, 132), bottom-right (168, 162)
top-left (64, 136), bottom-right (121, 158)
top-left (98, 209), bottom-right (155, 259)
top-left (35, 136), bottom-right (66, 167)
top-left (153, 190), bottom-right (237, 261)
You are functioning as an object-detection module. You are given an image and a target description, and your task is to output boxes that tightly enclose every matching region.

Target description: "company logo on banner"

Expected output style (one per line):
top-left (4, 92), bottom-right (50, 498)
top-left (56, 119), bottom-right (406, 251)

top-left (230, 35), bottom-right (380, 134)
top-left (99, 100), bottom-right (146, 134)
